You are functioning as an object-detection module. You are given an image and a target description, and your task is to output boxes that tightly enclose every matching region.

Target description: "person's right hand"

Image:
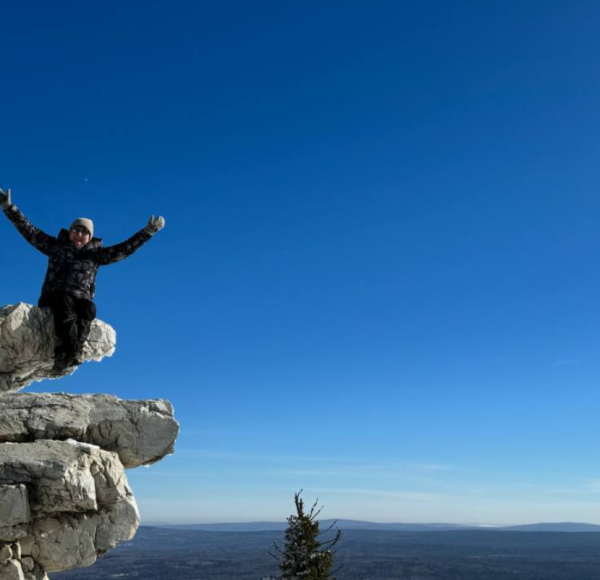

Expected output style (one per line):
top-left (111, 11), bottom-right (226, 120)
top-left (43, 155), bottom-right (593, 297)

top-left (0, 188), bottom-right (11, 209)
top-left (145, 215), bottom-right (165, 235)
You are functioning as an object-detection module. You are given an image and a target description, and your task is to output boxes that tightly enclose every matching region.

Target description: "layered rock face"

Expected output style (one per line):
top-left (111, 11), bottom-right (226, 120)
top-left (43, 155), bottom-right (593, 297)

top-left (0, 440), bottom-right (139, 574)
top-left (0, 303), bottom-right (116, 393)
top-left (0, 305), bottom-right (179, 580)
top-left (0, 393), bottom-right (178, 468)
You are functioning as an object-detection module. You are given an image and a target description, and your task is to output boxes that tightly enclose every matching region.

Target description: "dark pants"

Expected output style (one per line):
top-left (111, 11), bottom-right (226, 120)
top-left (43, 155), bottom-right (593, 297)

top-left (38, 292), bottom-right (97, 358)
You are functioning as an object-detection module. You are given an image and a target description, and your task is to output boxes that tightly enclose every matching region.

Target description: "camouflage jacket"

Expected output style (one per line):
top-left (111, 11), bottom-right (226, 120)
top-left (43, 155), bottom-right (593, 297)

top-left (3, 204), bottom-right (153, 301)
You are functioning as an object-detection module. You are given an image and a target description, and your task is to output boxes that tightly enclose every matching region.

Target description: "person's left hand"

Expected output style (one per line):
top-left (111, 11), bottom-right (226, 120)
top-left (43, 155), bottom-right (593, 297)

top-left (145, 215), bottom-right (165, 235)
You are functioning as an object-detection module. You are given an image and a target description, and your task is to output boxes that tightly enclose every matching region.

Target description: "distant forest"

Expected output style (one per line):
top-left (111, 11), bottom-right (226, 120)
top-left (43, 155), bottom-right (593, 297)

top-left (54, 526), bottom-right (600, 580)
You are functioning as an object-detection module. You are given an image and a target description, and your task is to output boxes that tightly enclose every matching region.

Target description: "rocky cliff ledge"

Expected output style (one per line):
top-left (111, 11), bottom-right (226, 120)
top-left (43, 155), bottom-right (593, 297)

top-left (0, 303), bottom-right (116, 393)
top-left (0, 304), bottom-right (179, 580)
top-left (0, 393), bottom-right (178, 468)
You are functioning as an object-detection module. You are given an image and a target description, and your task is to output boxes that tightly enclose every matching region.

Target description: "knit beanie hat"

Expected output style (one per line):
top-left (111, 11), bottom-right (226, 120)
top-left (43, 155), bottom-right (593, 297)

top-left (70, 218), bottom-right (94, 238)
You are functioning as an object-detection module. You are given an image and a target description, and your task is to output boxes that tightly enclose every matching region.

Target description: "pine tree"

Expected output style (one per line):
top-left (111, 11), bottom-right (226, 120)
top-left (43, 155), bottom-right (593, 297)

top-left (271, 491), bottom-right (341, 580)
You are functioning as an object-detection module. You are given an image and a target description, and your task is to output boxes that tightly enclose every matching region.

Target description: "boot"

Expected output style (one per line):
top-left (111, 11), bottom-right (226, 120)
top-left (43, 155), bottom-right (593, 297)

top-left (53, 351), bottom-right (71, 372)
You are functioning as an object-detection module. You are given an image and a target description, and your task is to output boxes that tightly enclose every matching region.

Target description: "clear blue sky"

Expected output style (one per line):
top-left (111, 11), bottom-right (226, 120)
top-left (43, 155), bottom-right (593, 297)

top-left (2, 1), bottom-right (600, 525)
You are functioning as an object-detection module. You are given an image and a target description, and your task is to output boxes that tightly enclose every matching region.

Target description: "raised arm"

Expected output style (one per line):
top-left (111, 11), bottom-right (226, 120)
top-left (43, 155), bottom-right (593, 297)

top-left (0, 188), bottom-right (56, 256)
top-left (97, 215), bottom-right (165, 266)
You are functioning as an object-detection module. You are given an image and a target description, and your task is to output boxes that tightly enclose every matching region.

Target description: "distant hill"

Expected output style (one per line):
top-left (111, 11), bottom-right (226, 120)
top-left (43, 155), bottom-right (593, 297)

top-left (144, 521), bottom-right (287, 532)
top-left (499, 522), bottom-right (600, 533)
top-left (142, 520), bottom-right (600, 533)
top-left (142, 519), bottom-right (477, 532)
top-left (321, 520), bottom-right (478, 532)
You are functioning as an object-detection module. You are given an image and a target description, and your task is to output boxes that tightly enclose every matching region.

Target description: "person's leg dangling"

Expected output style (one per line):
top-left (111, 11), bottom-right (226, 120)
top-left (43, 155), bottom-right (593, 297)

top-left (72, 298), bottom-right (97, 365)
top-left (39, 292), bottom-right (79, 371)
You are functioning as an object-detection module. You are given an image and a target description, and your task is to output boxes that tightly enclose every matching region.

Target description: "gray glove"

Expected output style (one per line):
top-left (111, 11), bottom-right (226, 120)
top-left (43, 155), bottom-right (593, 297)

top-left (0, 188), bottom-right (11, 210)
top-left (145, 215), bottom-right (165, 235)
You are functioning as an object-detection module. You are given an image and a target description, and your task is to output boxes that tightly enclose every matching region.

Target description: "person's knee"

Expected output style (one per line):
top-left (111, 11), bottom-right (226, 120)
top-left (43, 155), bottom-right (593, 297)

top-left (78, 300), bottom-right (97, 321)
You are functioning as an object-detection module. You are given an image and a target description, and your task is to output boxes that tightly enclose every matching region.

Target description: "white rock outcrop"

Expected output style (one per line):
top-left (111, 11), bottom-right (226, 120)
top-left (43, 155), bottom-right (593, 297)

top-left (0, 393), bottom-right (178, 468)
top-left (0, 303), bottom-right (116, 393)
top-left (0, 304), bottom-right (179, 580)
top-left (0, 440), bottom-right (139, 577)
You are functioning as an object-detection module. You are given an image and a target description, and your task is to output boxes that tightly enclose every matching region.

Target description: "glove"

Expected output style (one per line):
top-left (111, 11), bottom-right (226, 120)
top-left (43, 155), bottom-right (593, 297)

top-left (145, 215), bottom-right (165, 235)
top-left (0, 188), bottom-right (11, 210)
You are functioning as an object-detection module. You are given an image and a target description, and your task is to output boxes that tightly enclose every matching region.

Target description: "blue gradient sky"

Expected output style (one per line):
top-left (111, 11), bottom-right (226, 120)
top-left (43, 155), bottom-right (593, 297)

top-left (2, 1), bottom-right (600, 525)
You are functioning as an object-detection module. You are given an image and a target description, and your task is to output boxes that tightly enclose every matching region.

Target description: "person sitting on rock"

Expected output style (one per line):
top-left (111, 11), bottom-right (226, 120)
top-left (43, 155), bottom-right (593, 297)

top-left (0, 187), bottom-right (165, 371)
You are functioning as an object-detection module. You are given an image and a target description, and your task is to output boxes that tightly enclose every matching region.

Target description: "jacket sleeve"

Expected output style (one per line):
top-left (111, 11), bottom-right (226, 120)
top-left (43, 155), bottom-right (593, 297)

top-left (97, 228), bottom-right (154, 266)
top-left (2, 204), bottom-right (56, 256)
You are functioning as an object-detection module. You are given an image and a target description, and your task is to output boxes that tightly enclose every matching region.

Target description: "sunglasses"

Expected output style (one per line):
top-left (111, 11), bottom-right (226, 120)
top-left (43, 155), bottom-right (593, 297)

top-left (71, 226), bottom-right (91, 235)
